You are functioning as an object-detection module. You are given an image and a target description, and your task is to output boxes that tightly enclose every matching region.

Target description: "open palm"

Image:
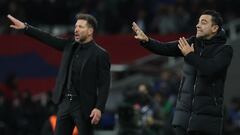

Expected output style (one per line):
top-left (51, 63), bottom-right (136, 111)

top-left (132, 22), bottom-right (149, 42)
top-left (7, 14), bottom-right (25, 29)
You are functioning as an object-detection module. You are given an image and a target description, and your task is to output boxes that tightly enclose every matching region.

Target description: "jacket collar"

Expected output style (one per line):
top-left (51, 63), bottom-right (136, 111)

top-left (196, 29), bottom-right (227, 47)
top-left (72, 40), bottom-right (95, 49)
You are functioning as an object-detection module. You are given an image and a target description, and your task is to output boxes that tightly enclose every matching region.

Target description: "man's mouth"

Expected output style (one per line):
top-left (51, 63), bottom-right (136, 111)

top-left (197, 29), bottom-right (202, 32)
top-left (75, 34), bottom-right (80, 38)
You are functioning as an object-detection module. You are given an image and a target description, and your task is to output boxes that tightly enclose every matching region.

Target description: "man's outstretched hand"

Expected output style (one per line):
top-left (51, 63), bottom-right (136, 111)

top-left (132, 22), bottom-right (149, 42)
top-left (7, 14), bottom-right (25, 30)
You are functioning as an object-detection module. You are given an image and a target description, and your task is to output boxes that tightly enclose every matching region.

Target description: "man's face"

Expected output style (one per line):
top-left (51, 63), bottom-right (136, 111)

top-left (74, 19), bottom-right (93, 42)
top-left (196, 15), bottom-right (218, 39)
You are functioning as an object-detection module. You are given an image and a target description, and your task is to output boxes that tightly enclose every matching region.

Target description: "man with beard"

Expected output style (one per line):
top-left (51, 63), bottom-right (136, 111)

top-left (7, 13), bottom-right (111, 135)
top-left (132, 10), bottom-right (233, 135)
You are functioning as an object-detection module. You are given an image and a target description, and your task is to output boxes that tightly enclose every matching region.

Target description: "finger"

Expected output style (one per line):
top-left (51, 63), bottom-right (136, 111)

top-left (90, 111), bottom-right (94, 117)
top-left (91, 115), bottom-right (99, 124)
top-left (182, 37), bottom-right (189, 46)
top-left (7, 14), bottom-right (13, 20)
top-left (136, 31), bottom-right (144, 38)
top-left (132, 22), bottom-right (143, 33)
top-left (10, 25), bottom-right (17, 29)
top-left (132, 25), bottom-right (137, 32)
top-left (191, 43), bottom-right (194, 50)
top-left (91, 118), bottom-right (95, 124)
top-left (7, 14), bottom-right (16, 22)
top-left (178, 38), bottom-right (182, 45)
top-left (179, 38), bottom-right (185, 45)
top-left (132, 22), bottom-right (139, 29)
top-left (178, 43), bottom-right (183, 49)
top-left (132, 22), bottom-right (136, 26)
top-left (94, 117), bottom-right (100, 125)
top-left (131, 26), bottom-right (136, 31)
top-left (93, 112), bottom-right (100, 119)
top-left (132, 26), bottom-right (140, 34)
top-left (91, 113), bottom-right (96, 123)
top-left (178, 38), bottom-right (184, 47)
top-left (134, 35), bottom-right (144, 40)
top-left (134, 35), bottom-right (142, 39)
top-left (132, 22), bottom-right (138, 31)
top-left (178, 44), bottom-right (183, 51)
top-left (93, 113), bottom-right (97, 119)
top-left (93, 112), bottom-right (100, 120)
top-left (179, 42), bottom-right (185, 51)
top-left (179, 38), bottom-right (187, 47)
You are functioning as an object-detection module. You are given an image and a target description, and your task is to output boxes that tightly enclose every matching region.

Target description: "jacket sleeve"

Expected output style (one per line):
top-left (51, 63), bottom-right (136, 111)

top-left (140, 38), bottom-right (183, 57)
top-left (96, 51), bottom-right (111, 112)
top-left (184, 45), bottom-right (233, 75)
top-left (24, 24), bottom-right (68, 51)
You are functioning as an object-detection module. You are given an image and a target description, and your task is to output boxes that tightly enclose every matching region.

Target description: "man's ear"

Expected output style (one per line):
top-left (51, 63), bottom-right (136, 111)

top-left (88, 27), bottom-right (94, 35)
top-left (212, 25), bottom-right (219, 33)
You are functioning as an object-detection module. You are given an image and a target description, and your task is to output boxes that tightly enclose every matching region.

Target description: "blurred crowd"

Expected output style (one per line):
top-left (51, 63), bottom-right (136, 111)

top-left (1, 71), bottom-right (240, 135)
top-left (0, 0), bottom-right (239, 34)
top-left (118, 70), bottom-right (240, 135)
top-left (0, 73), bottom-right (56, 135)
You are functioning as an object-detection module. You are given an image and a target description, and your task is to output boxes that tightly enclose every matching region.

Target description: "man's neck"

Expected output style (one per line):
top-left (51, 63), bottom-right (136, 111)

top-left (205, 32), bottom-right (218, 40)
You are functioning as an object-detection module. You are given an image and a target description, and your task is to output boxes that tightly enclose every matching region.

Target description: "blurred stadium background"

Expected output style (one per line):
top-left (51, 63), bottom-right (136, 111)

top-left (0, 0), bottom-right (240, 135)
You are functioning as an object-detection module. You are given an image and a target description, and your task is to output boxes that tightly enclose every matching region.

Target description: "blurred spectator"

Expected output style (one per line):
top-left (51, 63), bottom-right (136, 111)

top-left (152, 5), bottom-right (178, 34)
top-left (122, 83), bottom-right (156, 135)
top-left (0, 73), bottom-right (19, 102)
top-left (225, 97), bottom-right (240, 135)
top-left (0, 0), bottom-right (239, 35)
top-left (0, 92), bottom-right (11, 135)
top-left (151, 91), bottom-right (175, 135)
top-left (153, 70), bottom-right (179, 96)
top-left (41, 114), bottom-right (78, 135)
top-left (135, 9), bottom-right (147, 32)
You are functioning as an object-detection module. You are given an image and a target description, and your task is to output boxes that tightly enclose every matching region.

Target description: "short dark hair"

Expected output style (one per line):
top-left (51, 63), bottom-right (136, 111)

top-left (201, 10), bottom-right (223, 32)
top-left (75, 13), bottom-right (98, 31)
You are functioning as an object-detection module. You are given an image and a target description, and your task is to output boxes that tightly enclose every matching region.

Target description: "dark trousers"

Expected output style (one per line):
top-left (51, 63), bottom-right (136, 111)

top-left (174, 126), bottom-right (212, 135)
top-left (188, 131), bottom-right (212, 135)
top-left (55, 108), bottom-right (93, 135)
top-left (174, 126), bottom-right (188, 135)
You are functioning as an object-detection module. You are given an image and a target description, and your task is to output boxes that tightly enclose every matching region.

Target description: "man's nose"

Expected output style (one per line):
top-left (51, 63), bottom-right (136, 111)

top-left (196, 23), bottom-right (200, 29)
top-left (75, 29), bottom-right (78, 33)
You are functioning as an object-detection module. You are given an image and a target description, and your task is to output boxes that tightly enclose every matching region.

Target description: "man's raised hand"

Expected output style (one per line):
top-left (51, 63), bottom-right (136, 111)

top-left (132, 22), bottom-right (149, 42)
top-left (7, 14), bottom-right (26, 30)
top-left (178, 37), bottom-right (194, 56)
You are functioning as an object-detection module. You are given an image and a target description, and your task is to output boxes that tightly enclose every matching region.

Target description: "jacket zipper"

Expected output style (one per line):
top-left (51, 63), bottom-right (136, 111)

top-left (189, 41), bottom-right (203, 125)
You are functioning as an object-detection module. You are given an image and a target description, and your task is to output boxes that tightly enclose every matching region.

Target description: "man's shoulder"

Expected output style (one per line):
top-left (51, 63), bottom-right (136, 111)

top-left (218, 44), bottom-right (232, 51)
top-left (93, 43), bottom-right (108, 54)
top-left (214, 44), bottom-right (233, 56)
